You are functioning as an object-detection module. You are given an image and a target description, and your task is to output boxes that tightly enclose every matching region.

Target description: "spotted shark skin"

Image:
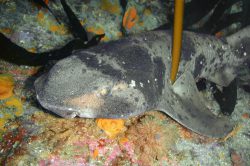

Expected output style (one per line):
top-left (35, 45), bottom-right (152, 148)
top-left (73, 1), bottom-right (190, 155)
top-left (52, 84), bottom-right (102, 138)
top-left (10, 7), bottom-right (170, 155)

top-left (35, 27), bottom-right (250, 138)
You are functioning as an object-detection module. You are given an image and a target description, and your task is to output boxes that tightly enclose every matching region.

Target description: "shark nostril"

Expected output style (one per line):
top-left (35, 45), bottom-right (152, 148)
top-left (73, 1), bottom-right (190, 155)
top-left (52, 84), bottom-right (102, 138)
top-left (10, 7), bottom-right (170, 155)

top-left (65, 111), bottom-right (77, 118)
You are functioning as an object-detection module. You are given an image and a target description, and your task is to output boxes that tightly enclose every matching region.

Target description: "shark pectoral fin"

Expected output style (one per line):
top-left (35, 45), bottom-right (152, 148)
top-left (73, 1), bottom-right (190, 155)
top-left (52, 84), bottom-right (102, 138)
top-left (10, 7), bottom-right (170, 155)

top-left (172, 71), bottom-right (209, 113)
top-left (160, 71), bottom-right (234, 138)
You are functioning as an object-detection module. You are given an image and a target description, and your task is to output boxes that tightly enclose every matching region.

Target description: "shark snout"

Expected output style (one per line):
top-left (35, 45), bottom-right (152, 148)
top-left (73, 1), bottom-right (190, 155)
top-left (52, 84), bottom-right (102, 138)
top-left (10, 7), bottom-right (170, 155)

top-left (35, 56), bottom-right (148, 119)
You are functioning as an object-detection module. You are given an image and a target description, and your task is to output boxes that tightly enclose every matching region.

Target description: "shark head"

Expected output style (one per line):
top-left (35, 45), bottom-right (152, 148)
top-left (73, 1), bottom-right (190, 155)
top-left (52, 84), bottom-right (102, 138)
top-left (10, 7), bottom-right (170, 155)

top-left (35, 49), bottom-right (154, 118)
top-left (34, 33), bottom-right (168, 119)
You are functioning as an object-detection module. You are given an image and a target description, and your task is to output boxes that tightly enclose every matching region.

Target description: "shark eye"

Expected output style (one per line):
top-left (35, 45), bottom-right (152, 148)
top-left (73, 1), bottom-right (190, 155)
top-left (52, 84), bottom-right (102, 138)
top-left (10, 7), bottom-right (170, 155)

top-left (98, 87), bottom-right (110, 96)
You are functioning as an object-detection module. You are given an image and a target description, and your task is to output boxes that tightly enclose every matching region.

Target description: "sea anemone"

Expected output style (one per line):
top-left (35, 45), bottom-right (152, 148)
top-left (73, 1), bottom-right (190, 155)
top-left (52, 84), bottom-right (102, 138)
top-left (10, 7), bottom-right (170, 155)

top-left (125, 112), bottom-right (179, 165)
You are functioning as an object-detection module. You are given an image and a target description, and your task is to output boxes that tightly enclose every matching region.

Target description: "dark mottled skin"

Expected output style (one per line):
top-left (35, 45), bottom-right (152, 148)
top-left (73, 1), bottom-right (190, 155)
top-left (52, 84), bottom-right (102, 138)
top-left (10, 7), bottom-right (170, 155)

top-left (78, 44), bottom-right (166, 107)
top-left (181, 33), bottom-right (196, 61)
top-left (193, 54), bottom-right (206, 77)
top-left (80, 54), bottom-right (123, 79)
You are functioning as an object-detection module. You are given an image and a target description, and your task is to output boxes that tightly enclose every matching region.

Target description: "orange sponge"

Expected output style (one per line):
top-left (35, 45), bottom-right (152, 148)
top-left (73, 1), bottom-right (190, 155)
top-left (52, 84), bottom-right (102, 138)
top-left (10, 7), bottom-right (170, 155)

top-left (123, 7), bottom-right (138, 30)
top-left (96, 118), bottom-right (126, 138)
top-left (0, 74), bottom-right (14, 100)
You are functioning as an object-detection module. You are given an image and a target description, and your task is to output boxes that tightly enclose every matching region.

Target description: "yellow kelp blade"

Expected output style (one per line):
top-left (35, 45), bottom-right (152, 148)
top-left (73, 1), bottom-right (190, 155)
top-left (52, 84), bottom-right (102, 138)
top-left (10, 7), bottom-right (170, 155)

top-left (170, 0), bottom-right (184, 84)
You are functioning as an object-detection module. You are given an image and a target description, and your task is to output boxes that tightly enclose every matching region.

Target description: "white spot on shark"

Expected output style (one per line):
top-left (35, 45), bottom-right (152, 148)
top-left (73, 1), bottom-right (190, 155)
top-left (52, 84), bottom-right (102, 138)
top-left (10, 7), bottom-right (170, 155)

top-left (222, 45), bottom-right (227, 50)
top-left (129, 80), bottom-right (136, 88)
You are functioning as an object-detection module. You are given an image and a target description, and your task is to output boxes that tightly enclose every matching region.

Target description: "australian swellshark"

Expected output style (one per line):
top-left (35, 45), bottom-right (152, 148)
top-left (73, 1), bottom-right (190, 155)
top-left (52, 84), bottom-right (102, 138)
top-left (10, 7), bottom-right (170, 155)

top-left (35, 26), bottom-right (250, 138)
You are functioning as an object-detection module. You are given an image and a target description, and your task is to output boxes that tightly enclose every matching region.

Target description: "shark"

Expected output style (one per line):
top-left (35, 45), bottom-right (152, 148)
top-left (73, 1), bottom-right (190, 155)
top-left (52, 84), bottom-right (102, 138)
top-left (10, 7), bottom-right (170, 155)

top-left (34, 26), bottom-right (250, 138)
